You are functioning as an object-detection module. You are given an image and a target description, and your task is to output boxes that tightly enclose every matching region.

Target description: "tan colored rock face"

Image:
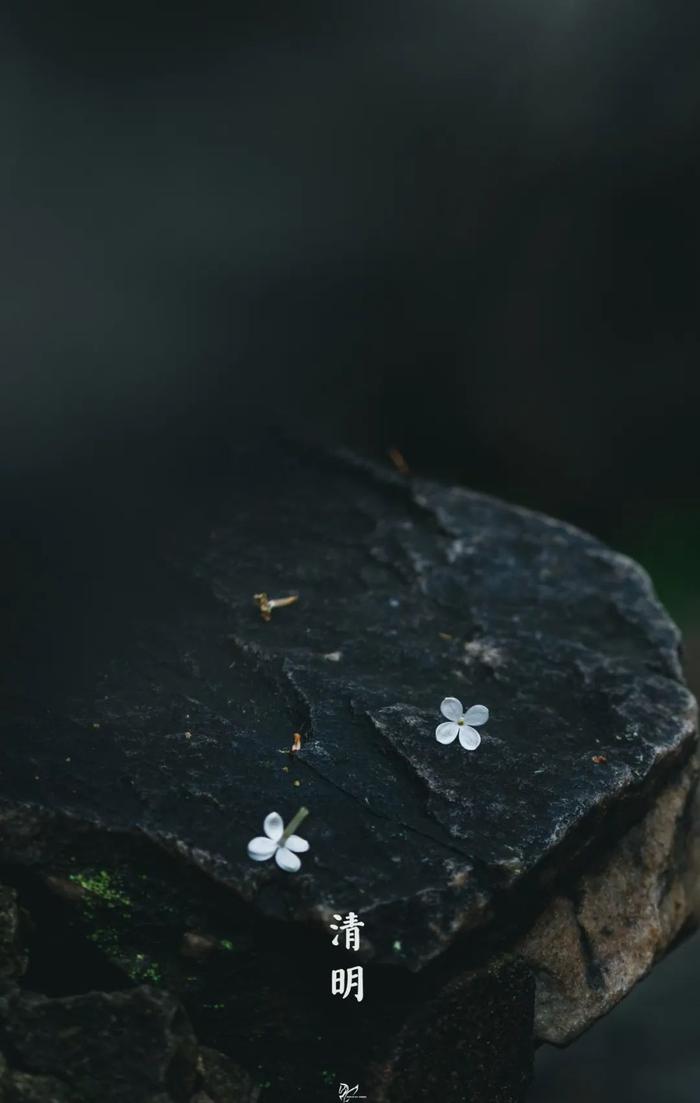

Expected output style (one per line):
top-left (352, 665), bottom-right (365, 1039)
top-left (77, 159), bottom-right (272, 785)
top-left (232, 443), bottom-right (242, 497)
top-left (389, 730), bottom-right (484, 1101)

top-left (518, 754), bottom-right (700, 1045)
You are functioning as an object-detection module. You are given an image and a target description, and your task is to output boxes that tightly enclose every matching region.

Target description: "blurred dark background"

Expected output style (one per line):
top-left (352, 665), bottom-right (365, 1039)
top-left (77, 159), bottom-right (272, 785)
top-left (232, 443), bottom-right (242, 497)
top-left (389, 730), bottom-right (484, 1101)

top-left (1, 3), bottom-right (698, 1099)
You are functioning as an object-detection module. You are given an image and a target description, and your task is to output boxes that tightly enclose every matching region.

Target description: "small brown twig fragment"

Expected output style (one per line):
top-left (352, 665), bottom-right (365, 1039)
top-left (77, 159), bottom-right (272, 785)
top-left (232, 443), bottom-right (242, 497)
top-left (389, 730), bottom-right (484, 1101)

top-left (180, 931), bottom-right (218, 961)
top-left (253, 592), bottom-right (299, 621)
top-left (591, 754), bottom-right (608, 765)
top-left (44, 875), bottom-right (86, 903)
top-left (387, 447), bottom-right (410, 475)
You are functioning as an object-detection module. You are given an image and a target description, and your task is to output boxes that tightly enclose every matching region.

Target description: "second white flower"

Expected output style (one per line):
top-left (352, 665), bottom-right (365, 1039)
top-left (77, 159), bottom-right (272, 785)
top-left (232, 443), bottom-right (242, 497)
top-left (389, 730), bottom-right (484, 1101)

top-left (436, 697), bottom-right (489, 750)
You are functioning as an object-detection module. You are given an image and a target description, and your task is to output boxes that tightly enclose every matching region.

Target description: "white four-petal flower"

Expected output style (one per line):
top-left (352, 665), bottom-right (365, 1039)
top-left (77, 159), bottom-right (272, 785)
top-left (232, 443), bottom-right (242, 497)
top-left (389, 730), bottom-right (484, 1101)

top-left (436, 697), bottom-right (489, 750)
top-left (247, 812), bottom-right (310, 872)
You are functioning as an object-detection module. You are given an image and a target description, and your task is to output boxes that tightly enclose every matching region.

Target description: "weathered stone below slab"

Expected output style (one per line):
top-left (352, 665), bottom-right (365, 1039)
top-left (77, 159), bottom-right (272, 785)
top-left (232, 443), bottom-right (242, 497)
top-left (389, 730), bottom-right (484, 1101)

top-left (0, 886), bottom-right (27, 981)
top-left (518, 752), bottom-right (700, 1043)
top-left (0, 986), bottom-right (197, 1103)
top-left (196, 1048), bottom-right (261, 1103)
top-left (0, 1053), bottom-right (76, 1103)
top-left (0, 975), bottom-right (260, 1103)
top-left (367, 960), bottom-right (534, 1102)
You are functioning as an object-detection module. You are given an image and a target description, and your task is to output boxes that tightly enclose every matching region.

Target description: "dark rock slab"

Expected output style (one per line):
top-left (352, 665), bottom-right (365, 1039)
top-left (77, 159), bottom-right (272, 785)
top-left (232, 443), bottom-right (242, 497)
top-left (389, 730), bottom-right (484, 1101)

top-left (195, 1047), bottom-right (261, 1103)
top-left (0, 446), bottom-right (696, 1101)
top-left (0, 984), bottom-right (197, 1103)
top-left (0, 971), bottom-right (258, 1103)
top-left (368, 959), bottom-right (534, 1103)
top-left (0, 886), bottom-right (27, 981)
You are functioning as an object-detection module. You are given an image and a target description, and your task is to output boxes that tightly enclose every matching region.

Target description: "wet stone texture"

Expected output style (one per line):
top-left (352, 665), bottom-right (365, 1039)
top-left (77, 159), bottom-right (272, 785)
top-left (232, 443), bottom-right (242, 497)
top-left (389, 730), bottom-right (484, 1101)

top-left (0, 447), bottom-right (697, 1101)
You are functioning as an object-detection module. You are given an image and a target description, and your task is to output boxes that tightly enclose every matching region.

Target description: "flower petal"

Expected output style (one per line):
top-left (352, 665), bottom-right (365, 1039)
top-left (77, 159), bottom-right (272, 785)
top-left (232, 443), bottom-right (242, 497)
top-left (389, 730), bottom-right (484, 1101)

top-left (440, 697), bottom-right (463, 722)
top-left (275, 845), bottom-right (302, 872)
top-left (285, 834), bottom-right (309, 853)
top-left (464, 704), bottom-right (489, 727)
top-left (247, 836), bottom-right (277, 861)
top-left (436, 721), bottom-right (459, 744)
top-left (264, 812), bottom-right (284, 841)
top-left (458, 725), bottom-right (481, 751)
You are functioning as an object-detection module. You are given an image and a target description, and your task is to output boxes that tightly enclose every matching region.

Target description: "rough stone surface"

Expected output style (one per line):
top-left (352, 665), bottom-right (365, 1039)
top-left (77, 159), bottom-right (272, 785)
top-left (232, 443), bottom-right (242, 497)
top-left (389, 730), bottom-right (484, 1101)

top-left (0, 447), bottom-right (696, 1101)
top-left (0, 449), bottom-right (694, 966)
top-left (367, 960), bottom-right (534, 1102)
top-left (0, 972), bottom-right (257, 1102)
top-left (0, 886), bottom-right (27, 981)
top-left (196, 1048), bottom-right (261, 1103)
top-left (0, 984), bottom-right (197, 1103)
top-left (0, 1052), bottom-right (76, 1103)
top-left (519, 754), bottom-right (700, 1043)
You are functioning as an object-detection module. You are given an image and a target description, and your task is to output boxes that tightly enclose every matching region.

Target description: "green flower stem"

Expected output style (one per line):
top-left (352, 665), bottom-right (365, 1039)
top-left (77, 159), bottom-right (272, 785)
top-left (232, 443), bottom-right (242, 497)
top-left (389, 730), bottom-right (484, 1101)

top-left (281, 806), bottom-right (309, 841)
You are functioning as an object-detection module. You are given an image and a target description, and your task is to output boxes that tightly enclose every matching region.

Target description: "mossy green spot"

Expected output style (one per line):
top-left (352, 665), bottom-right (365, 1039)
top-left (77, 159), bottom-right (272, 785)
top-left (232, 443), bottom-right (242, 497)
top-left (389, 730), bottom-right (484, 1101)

top-left (69, 870), bottom-right (132, 910)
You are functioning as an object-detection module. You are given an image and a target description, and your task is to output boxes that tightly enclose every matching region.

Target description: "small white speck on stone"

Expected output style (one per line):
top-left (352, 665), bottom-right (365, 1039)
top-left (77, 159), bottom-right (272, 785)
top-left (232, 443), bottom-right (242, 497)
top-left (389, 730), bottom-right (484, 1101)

top-left (323, 651), bottom-right (343, 662)
top-left (463, 638), bottom-right (504, 669)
